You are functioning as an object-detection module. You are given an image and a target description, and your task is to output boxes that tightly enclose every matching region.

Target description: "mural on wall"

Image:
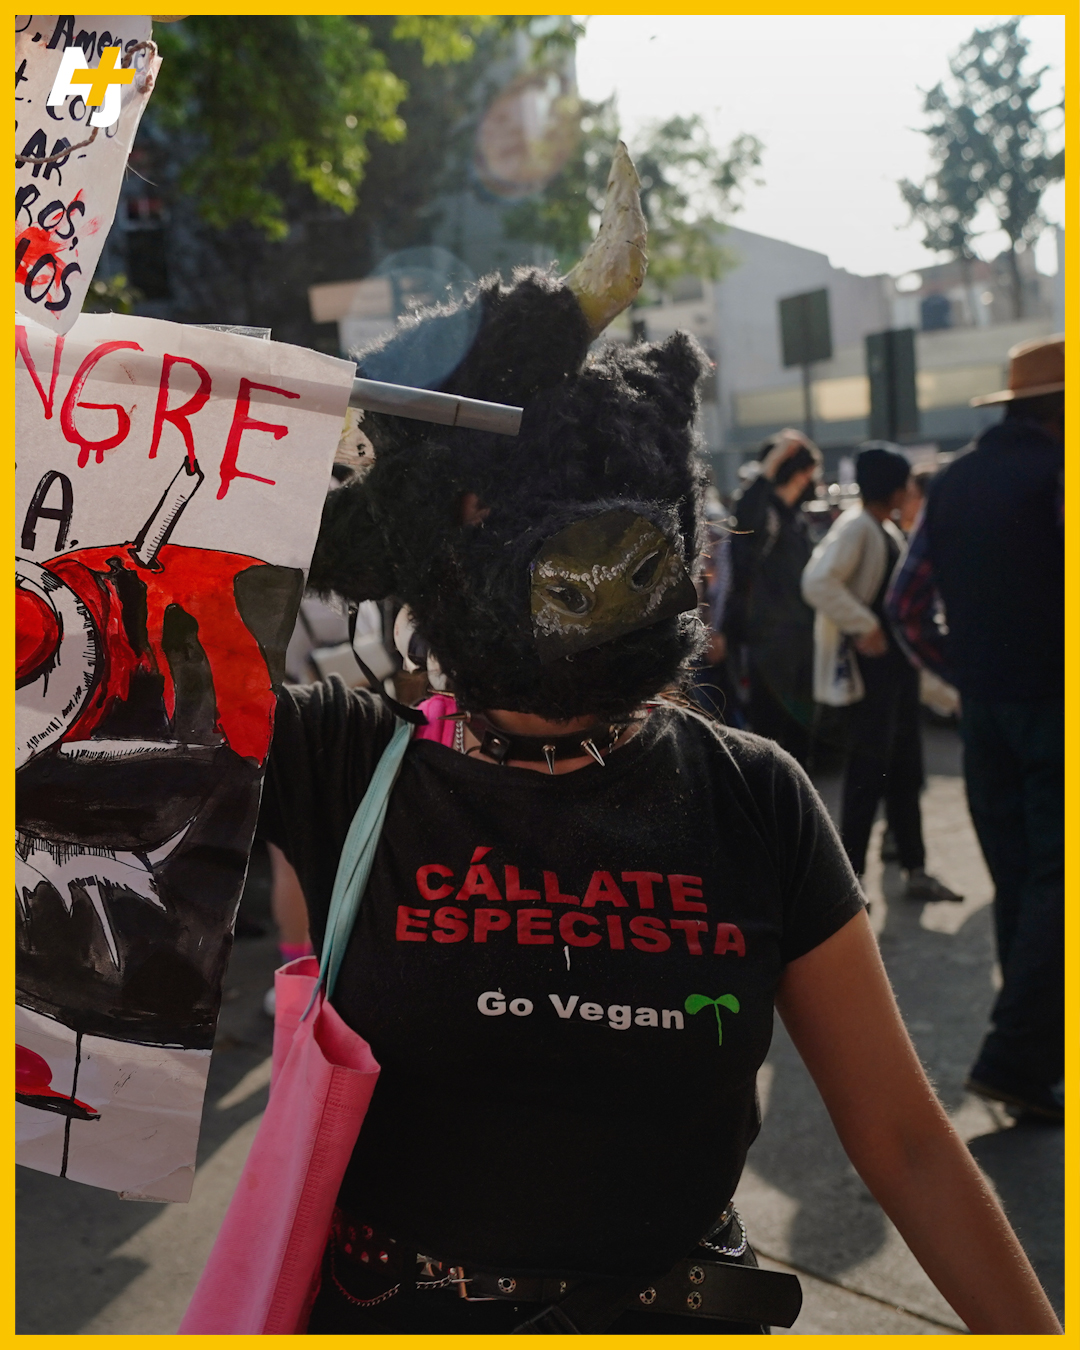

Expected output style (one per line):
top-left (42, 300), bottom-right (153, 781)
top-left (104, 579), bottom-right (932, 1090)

top-left (16, 312), bottom-right (355, 1199)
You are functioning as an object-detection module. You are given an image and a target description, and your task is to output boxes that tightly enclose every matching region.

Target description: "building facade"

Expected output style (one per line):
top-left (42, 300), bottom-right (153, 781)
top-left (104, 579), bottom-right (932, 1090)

top-left (636, 225), bottom-right (1060, 491)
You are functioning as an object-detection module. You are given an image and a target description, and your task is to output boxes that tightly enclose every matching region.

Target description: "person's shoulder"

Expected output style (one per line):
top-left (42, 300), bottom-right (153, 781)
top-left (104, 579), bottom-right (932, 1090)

top-left (278, 675), bottom-right (397, 741)
top-left (657, 703), bottom-right (802, 778)
top-left (732, 469), bottom-right (770, 511)
top-left (814, 503), bottom-right (870, 551)
top-left (836, 502), bottom-right (871, 531)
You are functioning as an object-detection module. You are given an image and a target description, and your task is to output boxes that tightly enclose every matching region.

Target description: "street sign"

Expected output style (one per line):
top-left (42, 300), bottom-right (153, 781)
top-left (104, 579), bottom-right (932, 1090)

top-left (866, 328), bottom-right (919, 440)
top-left (778, 289), bottom-right (833, 368)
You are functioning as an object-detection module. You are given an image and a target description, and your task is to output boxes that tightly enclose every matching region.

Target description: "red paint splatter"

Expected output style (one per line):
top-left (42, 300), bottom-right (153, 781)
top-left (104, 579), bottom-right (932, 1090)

top-left (45, 544), bottom-right (278, 765)
top-left (15, 586), bottom-right (61, 681)
top-left (15, 225), bottom-right (63, 283)
top-left (16, 1045), bottom-right (99, 1117)
top-left (15, 190), bottom-right (83, 304)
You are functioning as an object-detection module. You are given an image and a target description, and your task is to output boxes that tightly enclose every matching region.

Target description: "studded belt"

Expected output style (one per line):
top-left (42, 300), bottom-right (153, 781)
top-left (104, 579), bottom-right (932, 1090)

top-left (461, 1253), bottom-right (802, 1327)
top-left (325, 1207), bottom-right (802, 1329)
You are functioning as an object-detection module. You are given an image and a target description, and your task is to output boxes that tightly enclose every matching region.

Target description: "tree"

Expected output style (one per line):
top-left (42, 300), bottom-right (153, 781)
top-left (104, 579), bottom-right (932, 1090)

top-left (121, 17), bottom-right (582, 344)
top-left (898, 93), bottom-right (985, 282)
top-left (149, 16), bottom-right (531, 239)
top-left (504, 109), bottom-right (763, 293)
top-left (899, 17), bottom-right (1063, 318)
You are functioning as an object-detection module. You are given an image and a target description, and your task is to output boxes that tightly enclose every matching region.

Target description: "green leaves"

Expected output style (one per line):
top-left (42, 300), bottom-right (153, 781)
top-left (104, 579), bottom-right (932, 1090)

top-left (630, 116), bottom-right (762, 293)
top-left (149, 16), bottom-right (532, 238)
top-left (391, 16), bottom-right (496, 67)
top-left (504, 109), bottom-right (763, 292)
top-left (684, 992), bottom-right (741, 1046)
top-left (684, 993), bottom-right (716, 1017)
top-left (897, 17), bottom-right (1063, 316)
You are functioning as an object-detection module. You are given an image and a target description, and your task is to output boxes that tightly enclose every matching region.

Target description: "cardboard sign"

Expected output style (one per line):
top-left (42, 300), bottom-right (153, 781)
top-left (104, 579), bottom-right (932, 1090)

top-left (16, 15), bottom-right (161, 335)
top-left (15, 312), bottom-right (355, 1199)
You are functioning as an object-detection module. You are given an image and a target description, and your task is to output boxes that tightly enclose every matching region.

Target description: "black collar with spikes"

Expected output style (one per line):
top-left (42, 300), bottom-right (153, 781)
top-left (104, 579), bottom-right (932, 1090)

top-left (462, 712), bottom-right (632, 773)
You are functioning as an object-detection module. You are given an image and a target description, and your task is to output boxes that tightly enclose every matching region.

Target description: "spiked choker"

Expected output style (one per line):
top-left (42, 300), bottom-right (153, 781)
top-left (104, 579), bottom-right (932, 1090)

top-left (461, 712), bottom-right (630, 773)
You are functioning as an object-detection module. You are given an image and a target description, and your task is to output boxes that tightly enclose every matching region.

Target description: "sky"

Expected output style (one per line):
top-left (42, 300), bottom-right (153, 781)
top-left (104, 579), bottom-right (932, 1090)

top-left (575, 14), bottom-right (1065, 281)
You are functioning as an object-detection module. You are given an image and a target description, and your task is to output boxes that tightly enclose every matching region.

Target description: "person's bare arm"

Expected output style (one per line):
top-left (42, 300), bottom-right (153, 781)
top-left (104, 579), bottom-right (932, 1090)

top-left (776, 911), bottom-right (1061, 1334)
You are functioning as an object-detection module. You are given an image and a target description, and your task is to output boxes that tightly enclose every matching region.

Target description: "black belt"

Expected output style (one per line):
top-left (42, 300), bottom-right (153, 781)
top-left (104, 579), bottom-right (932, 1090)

top-left (326, 1208), bottom-right (802, 1331)
top-left (470, 1255), bottom-right (802, 1331)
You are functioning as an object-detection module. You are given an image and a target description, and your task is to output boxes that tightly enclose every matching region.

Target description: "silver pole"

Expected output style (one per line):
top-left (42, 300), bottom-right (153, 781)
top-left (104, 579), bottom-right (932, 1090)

top-left (348, 376), bottom-right (522, 437)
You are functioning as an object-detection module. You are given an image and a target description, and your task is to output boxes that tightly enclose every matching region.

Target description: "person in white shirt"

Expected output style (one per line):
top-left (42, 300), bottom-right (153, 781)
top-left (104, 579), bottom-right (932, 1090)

top-left (801, 446), bottom-right (960, 900)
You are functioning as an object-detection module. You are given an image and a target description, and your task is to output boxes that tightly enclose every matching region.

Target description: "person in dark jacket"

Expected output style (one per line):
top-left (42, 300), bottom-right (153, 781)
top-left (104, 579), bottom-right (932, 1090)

top-left (727, 430), bottom-right (821, 764)
top-left (887, 334), bottom-right (1065, 1123)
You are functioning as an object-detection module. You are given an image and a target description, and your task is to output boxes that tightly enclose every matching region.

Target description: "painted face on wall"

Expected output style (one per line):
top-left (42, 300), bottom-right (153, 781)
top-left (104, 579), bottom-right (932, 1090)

top-left (530, 509), bottom-right (698, 662)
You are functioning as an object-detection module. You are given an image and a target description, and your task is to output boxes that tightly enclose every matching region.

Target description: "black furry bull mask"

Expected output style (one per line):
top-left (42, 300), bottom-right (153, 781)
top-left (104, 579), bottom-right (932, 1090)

top-left (309, 146), bottom-right (709, 721)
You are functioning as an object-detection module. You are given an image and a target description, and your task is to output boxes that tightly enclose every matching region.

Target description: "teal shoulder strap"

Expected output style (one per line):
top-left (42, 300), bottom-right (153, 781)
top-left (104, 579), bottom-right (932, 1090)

top-left (307, 717), bottom-right (413, 1013)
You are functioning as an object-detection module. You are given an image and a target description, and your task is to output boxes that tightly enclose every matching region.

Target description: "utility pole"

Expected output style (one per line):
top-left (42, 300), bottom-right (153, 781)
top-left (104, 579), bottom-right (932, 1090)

top-left (800, 361), bottom-right (814, 442)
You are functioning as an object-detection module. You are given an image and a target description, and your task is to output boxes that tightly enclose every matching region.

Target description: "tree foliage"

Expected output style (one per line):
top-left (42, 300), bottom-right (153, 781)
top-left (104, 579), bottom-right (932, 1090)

top-left (504, 107), bottom-right (763, 293)
top-left (150, 16), bottom-right (524, 239)
top-left (899, 17), bottom-right (1063, 315)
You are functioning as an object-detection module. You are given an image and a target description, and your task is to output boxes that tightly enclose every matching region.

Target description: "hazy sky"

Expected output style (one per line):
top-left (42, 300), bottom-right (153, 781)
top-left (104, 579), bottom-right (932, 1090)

top-left (576, 14), bottom-right (1065, 280)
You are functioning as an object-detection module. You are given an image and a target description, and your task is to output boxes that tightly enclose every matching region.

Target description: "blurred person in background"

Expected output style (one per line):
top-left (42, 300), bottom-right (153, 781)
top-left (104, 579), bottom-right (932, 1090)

top-left (887, 336), bottom-right (1065, 1123)
top-left (900, 466), bottom-right (935, 534)
top-left (691, 496), bottom-right (742, 724)
top-left (802, 446), bottom-right (960, 902)
top-left (726, 430), bottom-right (820, 764)
top-left (881, 461), bottom-right (946, 864)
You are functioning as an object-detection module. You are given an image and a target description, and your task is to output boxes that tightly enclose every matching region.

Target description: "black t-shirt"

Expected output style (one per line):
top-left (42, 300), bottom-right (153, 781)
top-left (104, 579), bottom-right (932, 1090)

top-left (259, 679), bottom-right (864, 1279)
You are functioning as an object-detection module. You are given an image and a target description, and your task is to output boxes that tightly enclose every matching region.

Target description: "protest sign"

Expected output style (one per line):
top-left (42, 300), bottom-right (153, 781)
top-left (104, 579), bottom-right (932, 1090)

top-left (16, 312), bottom-right (355, 1199)
top-left (16, 16), bottom-right (161, 335)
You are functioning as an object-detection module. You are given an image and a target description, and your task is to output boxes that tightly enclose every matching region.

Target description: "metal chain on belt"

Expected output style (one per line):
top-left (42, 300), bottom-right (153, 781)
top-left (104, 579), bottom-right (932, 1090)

top-left (416, 1271), bottom-right (461, 1291)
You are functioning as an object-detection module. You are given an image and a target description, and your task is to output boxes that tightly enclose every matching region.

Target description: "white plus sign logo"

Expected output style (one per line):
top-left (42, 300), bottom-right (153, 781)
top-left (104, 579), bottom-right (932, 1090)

top-left (47, 46), bottom-right (134, 129)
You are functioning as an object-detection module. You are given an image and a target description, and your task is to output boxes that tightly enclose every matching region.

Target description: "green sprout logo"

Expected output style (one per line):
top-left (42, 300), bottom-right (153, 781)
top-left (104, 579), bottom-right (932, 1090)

top-left (685, 993), bottom-right (740, 1045)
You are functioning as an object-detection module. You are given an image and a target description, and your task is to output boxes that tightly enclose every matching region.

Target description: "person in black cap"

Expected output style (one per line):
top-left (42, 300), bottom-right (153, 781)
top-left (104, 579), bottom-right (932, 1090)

top-left (802, 445), bottom-right (961, 901)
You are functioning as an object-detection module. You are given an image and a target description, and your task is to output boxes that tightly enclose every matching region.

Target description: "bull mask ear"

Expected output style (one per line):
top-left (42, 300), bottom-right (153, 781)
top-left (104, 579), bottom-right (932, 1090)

top-left (562, 141), bottom-right (648, 339)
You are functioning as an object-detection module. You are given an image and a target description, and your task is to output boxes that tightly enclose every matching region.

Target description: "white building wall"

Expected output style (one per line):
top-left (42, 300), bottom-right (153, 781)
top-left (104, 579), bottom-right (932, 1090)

top-left (708, 226), bottom-right (891, 445)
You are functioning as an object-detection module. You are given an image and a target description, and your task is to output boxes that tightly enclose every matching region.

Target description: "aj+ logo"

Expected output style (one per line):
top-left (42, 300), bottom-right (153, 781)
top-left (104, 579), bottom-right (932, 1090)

top-left (48, 47), bottom-right (134, 130)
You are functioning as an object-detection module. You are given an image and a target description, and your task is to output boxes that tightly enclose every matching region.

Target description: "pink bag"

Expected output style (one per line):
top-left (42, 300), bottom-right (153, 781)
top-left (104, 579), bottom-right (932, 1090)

top-left (180, 960), bottom-right (380, 1333)
top-left (180, 718), bottom-right (413, 1334)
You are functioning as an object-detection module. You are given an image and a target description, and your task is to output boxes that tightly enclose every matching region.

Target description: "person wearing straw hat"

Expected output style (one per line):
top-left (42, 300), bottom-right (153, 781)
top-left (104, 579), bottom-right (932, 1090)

top-left (887, 334), bottom-right (1064, 1123)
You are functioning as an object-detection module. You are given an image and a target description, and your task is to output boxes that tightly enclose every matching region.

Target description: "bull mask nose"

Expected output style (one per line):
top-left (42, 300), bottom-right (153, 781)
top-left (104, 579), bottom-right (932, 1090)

top-left (529, 510), bottom-right (697, 663)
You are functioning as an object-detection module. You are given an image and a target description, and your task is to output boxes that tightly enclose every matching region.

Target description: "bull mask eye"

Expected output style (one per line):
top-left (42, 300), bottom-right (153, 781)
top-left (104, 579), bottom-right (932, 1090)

top-left (546, 582), bottom-right (592, 616)
top-left (629, 550), bottom-right (662, 591)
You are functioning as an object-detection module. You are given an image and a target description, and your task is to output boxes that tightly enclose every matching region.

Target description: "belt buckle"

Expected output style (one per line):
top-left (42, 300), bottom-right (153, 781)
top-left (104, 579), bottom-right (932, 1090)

top-left (453, 1263), bottom-right (508, 1302)
top-left (451, 1265), bottom-right (497, 1302)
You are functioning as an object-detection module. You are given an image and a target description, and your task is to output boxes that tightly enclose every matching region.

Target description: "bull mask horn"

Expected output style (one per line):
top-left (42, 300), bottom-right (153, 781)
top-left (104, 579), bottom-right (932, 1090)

top-left (563, 141), bottom-right (648, 339)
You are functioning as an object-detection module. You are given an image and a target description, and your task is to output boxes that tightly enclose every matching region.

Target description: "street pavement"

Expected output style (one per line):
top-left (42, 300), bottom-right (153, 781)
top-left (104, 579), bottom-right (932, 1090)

top-left (15, 724), bottom-right (1063, 1334)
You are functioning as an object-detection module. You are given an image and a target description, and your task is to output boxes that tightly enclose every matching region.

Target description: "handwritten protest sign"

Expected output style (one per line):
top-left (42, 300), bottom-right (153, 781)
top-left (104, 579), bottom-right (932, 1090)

top-left (16, 16), bottom-right (161, 334)
top-left (16, 312), bottom-right (355, 1199)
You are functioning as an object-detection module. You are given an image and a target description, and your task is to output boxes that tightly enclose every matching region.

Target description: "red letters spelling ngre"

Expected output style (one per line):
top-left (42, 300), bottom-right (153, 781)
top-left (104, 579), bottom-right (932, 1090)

top-left (149, 354), bottom-right (212, 468)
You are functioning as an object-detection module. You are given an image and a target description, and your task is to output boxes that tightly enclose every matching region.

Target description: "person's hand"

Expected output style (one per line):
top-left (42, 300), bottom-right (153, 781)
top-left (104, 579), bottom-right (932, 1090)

top-left (854, 626), bottom-right (888, 658)
top-left (761, 428), bottom-right (811, 480)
